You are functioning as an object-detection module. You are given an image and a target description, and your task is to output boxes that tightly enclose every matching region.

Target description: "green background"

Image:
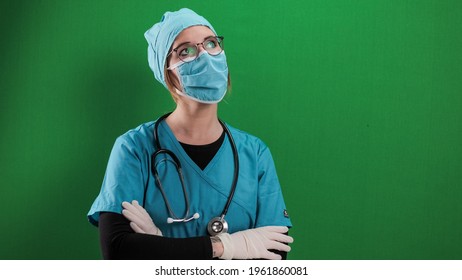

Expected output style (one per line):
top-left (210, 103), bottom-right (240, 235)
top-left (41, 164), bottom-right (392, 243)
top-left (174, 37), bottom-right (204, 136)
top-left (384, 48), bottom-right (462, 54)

top-left (1, 0), bottom-right (461, 259)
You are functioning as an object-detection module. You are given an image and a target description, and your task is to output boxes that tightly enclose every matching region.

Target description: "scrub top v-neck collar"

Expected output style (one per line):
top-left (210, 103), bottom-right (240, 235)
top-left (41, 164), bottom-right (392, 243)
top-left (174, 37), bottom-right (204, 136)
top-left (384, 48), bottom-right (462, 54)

top-left (158, 120), bottom-right (230, 176)
top-left (180, 131), bottom-right (226, 170)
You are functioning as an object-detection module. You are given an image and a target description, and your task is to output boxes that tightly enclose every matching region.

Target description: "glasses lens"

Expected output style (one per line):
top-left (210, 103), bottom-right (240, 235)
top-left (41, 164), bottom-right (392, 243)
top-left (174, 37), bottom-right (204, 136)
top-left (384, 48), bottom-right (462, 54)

top-left (204, 37), bottom-right (223, 56)
top-left (177, 44), bottom-right (198, 62)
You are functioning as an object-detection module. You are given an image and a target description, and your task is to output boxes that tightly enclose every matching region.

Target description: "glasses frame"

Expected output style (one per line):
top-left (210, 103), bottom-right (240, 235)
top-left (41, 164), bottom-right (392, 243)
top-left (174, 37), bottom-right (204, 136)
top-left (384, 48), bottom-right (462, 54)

top-left (167, 36), bottom-right (224, 63)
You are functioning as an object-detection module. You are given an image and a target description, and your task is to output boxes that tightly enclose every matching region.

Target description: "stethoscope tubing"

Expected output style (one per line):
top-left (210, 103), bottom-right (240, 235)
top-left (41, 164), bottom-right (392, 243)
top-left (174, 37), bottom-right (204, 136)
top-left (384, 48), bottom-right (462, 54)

top-left (147, 112), bottom-right (239, 228)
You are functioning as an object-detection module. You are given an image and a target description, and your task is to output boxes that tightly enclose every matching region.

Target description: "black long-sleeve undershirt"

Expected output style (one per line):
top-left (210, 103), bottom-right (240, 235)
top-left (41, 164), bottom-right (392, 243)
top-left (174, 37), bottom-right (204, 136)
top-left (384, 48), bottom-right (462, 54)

top-left (99, 212), bottom-right (213, 259)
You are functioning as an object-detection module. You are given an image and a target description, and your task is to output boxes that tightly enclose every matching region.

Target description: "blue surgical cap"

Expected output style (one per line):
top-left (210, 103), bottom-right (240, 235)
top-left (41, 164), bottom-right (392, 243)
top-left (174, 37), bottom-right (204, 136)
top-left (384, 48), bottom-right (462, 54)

top-left (145, 8), bottom-right (217, 89)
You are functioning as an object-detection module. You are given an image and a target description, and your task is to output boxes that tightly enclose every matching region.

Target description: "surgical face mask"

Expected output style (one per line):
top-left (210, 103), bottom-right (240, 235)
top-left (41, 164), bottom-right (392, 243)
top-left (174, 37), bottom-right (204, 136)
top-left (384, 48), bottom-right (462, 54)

top-left (168, 51), bottom-right (228, 104)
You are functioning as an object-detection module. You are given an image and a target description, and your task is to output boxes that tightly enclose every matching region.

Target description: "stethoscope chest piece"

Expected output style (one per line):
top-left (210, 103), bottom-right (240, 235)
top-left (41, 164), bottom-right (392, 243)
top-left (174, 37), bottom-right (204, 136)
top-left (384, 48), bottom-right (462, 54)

top-left (207, 216), bottom-right (228, 236)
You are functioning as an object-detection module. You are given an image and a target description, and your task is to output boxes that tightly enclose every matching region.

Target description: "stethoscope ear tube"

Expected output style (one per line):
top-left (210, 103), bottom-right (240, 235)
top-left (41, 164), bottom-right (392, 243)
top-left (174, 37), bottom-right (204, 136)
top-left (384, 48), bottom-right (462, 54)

top-left (219, 119), bottom-right (239, 217)
top-left (151, 148), bottom-right (192, 222)
top-left (206, 120), bottom-right (239, 236)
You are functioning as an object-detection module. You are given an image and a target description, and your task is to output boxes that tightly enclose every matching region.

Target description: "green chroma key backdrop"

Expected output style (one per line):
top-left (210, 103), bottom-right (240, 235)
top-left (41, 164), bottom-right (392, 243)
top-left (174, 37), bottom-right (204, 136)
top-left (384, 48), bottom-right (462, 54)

top-left (1, 0), bottom-right (461, 259)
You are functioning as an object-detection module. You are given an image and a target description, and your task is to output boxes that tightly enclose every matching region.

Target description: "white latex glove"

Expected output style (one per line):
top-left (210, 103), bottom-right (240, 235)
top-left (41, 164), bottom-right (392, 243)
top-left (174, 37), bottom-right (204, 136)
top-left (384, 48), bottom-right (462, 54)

top-left (217, 226), bottom-right (293, 260)
top-left (121, 200), bottom-right (163, 236)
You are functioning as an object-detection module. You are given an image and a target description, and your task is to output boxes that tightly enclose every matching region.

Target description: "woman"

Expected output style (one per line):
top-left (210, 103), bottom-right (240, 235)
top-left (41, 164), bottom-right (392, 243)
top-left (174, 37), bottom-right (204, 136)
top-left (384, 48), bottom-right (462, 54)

top-left (87, 8), bottom-right (293, 260)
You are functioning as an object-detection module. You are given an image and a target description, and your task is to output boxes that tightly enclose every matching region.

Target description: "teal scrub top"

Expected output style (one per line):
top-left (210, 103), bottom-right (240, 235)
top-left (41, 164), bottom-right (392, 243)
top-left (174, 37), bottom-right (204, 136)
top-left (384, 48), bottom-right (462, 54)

top-left (88, 120), bottom-right (292, 238)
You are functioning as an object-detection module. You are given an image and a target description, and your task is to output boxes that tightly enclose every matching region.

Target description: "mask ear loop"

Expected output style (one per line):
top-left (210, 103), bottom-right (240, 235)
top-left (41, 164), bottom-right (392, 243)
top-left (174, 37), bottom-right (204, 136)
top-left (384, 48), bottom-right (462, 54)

top-left (167, 60), bottom-right (184, 70)
top-left (165, 63), bottom-right (184, 96)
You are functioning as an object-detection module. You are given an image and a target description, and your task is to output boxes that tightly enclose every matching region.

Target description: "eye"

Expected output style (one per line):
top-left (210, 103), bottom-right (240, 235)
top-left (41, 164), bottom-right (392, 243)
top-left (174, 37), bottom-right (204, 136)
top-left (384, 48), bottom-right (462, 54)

top-left (204, 38), bottom-right (218, 50)
top-left (178, 45), bottom-right (197, 58)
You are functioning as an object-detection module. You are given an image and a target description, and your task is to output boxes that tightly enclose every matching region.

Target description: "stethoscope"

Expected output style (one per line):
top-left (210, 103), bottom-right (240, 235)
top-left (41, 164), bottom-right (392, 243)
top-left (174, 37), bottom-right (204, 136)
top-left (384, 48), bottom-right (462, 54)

top-left (143, 112), bottom-right (239, 236)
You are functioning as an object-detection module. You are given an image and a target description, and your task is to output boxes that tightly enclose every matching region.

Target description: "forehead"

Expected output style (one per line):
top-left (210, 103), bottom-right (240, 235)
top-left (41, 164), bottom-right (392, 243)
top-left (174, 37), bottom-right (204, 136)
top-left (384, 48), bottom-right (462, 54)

top-left (172, 25), bottom-right (215, 47)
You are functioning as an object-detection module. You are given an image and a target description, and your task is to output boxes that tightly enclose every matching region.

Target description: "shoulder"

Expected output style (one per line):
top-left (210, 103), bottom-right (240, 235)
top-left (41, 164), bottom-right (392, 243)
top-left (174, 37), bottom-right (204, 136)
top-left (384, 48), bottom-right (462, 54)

top-left (226, 123), bottom-right (270, 156)
top-left (113, 121), bottom-right (155, 153)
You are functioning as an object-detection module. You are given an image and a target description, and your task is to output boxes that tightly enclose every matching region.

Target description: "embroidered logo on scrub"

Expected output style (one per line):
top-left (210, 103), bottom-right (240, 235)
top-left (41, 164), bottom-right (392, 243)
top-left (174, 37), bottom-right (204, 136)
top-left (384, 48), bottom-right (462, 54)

top-left (283, 209), bottom-right (289, 218)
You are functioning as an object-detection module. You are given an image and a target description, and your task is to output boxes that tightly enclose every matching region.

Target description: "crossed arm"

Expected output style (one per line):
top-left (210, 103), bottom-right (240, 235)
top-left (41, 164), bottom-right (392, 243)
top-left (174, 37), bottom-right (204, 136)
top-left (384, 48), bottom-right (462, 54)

top-left (98, 201), bottom-right (293, 260)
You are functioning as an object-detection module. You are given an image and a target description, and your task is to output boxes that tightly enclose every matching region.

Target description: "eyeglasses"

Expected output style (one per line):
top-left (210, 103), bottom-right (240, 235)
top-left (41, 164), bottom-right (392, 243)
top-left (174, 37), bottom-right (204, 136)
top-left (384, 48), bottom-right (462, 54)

top-left (168, 36), bottom-right (224, 63)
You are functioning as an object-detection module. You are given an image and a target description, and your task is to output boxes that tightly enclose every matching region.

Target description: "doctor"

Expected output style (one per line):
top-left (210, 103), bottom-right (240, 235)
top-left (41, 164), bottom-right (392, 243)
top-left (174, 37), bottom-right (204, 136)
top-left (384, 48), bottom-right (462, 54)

top-left (87, 8), bottom-right (293, 260)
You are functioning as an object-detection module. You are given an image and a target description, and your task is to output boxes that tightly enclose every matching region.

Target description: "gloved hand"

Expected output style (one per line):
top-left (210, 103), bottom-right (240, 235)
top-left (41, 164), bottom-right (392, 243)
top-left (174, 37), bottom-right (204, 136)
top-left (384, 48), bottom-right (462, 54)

top-left (217, 226), bottom-right (293, 260)
top-left (121, 200), bottom-right (163, 236)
